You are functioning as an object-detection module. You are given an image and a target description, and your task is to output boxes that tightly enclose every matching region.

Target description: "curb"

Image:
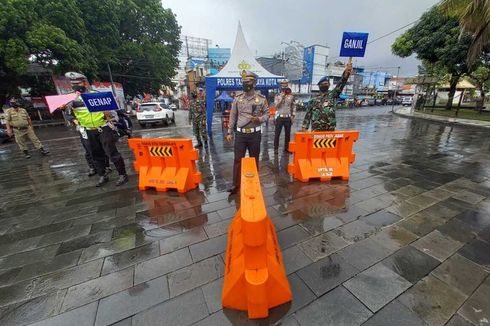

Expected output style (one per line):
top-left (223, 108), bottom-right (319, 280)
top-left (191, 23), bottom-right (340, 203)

top-left (392, 108), bottom-right (490, 130)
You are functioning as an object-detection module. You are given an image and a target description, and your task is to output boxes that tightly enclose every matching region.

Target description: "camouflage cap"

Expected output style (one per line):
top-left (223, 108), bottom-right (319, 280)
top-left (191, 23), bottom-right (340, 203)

top-left (65, 72), bottom-right (87, 81)
top-left (317, 76), bottom-right (330, 85)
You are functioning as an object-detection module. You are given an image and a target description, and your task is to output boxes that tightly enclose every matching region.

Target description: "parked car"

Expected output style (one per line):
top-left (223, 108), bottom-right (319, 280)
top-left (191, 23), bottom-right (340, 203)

top-left (169, 103), bottom-right (178, 111)
top-left (136, 102), bottom-right (175, 127)
top-left (0, 127), bottom-right (13, 144)
top-left (401, 96), bottom-right (413, 106)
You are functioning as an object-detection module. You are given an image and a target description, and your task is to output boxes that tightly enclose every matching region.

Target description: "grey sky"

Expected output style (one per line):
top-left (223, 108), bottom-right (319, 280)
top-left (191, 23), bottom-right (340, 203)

top-left (163, 0), bottom-right (440, 76)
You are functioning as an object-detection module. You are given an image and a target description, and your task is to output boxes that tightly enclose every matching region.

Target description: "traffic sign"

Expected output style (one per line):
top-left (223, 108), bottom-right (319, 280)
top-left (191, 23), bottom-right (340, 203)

top-left (81, 91), bottom-right (119, 112)
top-left (339, 32), bottom-right (369, 57)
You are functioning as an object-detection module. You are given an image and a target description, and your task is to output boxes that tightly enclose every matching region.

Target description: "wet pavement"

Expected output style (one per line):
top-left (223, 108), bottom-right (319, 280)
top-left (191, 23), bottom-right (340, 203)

top-left (0, 106), bottom-right (489, 326)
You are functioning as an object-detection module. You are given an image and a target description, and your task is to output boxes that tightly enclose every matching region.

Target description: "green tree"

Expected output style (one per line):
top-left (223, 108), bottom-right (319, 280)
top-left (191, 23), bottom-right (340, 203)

top-left (0, 0), bottom-right (180, 103)
top-left (468, 58), bottom-right (490, 110)
top-left (439, 0), bottom-right (490, 67)
top-left (392, 6), bottom-right (471, 110)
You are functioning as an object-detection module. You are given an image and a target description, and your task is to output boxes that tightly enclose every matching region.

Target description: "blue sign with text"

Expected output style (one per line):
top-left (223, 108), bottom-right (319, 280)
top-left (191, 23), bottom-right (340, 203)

top-left (339, 32), bottom-right (369, 57)
top-left (81, 92), bottom-right (119, 112)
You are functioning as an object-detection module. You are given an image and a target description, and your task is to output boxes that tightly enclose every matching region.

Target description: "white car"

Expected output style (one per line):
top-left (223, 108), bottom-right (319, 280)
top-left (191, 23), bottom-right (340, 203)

top-left (136, 102), bottom-right (175, 127)
top-left (401, 97), bottom-right (413, 106)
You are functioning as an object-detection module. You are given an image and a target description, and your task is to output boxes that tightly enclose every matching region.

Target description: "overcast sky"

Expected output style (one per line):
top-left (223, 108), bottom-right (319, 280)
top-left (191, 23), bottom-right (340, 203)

top-left (163, 0), bottom-right (440, 76)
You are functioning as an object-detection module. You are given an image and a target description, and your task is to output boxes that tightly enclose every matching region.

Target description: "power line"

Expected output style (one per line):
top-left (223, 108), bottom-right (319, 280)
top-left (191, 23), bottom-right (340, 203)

top-left (367, 20), bottom-right (418, 44)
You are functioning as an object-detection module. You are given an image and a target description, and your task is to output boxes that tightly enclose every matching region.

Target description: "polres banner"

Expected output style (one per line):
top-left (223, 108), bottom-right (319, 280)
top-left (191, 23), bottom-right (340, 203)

top-left (339, 32), bottom-right (369, 57)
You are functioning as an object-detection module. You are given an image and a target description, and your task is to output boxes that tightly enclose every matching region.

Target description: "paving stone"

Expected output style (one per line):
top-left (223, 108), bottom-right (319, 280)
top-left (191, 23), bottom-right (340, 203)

top-left (13, 249), bottom-right (82, 283)
top-left (37, 225), bottom-right (92, 247)
top-left (381, 246), bottom-right (440, 284)
top-left (297, 253), bottom-right (359, 296)
top-left (344, 263), bottom-right (411, 312)
top-left (371, 225), bottom-right (418, 252)
top-left (337, 238), bottom-right (393, 270)
top-left (411, 230), bottom-right (464, 262)
top-left (61, 267), bottom-right (134, 312)
top-left (204, 218), bottom-right (232, 238)
top-left (56, 231), bottom-right (113, 255)
top-left (431, 254), bottom-right (487, 297)
top-left (297, 231), bottom-right (349, 262)
top-left (398, 213), bottom-right (446, 237)
top-left (458, 278), bottom-right (490, 326)
top-left (295, 285), bottom-right (372, 326)
top-left (95, 275), bottom-right (169, 326)
top-left (201, 277), bottom-right (223, 314)
top-left (406, 193), bottom-right (440, 209)
top-left (455, 210), bottom-right (490, 232)
top-left (335, 205), bottom-right (370, 223)
top-left (0, 236), bottom-right (42, 258)
top-left (101, 241), bottom-right (160, 275)
top-left (134, 247), bottom-right (192, 284)
top-left (0, 290), bottom-right (66, 325)
top-left (282, 245), bottom-right (313, 275)
top-left (452, 190), bottom-right (485, 205)
top-left (300, 216), bottom-right (343, 235)
top-left (333, 219), bottom-right (377, 242)
top-left (355, 196), bottom-right (392, 214)
top-left (189, 233), bottom-right (227, 262)
top-left (167, 255), bottom-right (224, 298)
top-left (458, 239), bottom-right (490, 268)
top-left (362, 299), bottom-right (428, 326)
top-left (361, 210), bottom-right (401, 228)
top-left (30, 302), bottom-right (97, 326)
top-left (277, 225), bottom-right (311, 250)
top-left (394, 185), bottom-right (426, 197)
top-left (0, 244), bottom-right (60, 270)
top-left (159, 227), bottom-right (208, 255)
top-left (424, 188), bottom-right (457, 201)
top-left (132, 288), bottom-right (208, 326)
top-left (418, 202), bottom-right (460, 220)
top-left (445, 314), bottom-right (474, 326)
top-left (398, 275), bottom-right (467, 326)
top-left (79, 236), bottom-right (140, 263)
top-left (437, 218), bottom-right (477, 243)
top-left (386, 201), bottom-right (423, 218)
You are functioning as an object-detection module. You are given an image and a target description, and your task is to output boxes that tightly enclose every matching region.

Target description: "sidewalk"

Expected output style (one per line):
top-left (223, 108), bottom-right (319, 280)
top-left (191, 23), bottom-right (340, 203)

top-left (393, 106), bottom-right (490, 130)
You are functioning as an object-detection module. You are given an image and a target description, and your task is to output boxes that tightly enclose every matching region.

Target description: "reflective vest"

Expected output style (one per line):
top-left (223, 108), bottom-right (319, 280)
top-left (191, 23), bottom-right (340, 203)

top-left (72, 93), bottom-right (106, 128)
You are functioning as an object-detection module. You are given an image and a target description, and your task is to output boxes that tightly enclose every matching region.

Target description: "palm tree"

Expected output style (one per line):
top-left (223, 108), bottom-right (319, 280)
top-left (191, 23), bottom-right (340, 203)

top-left (439, 0), bottom-right (490, 67)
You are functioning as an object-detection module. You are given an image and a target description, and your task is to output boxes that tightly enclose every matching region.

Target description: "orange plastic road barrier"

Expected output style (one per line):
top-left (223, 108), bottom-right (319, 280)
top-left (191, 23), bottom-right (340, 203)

top-left (288, 131), bottom-right (359, 182)
top-left (222, 157), bottom-right (292, 319)
top-left (269, 106), bottom-right (277, 118)
top-left (128, 138), bottom-right (201, 193)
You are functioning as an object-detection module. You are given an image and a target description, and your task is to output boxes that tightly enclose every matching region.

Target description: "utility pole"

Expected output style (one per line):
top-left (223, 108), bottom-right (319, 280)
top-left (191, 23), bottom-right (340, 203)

top-left (392, 66), bottom-right (400, 112)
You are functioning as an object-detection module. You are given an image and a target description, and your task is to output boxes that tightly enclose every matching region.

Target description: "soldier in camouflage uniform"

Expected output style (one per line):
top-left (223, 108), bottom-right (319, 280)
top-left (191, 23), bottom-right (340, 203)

top-left (302, 62), bottom-right (353, 131)
top-left (189, 91), bottom-right (208, 148)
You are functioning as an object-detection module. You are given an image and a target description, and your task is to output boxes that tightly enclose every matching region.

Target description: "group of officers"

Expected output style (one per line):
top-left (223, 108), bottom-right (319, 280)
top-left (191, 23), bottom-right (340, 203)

top-left (5, 61), bottom-right (352, 191)
top-left (221, 61), bottom-right (353, 194)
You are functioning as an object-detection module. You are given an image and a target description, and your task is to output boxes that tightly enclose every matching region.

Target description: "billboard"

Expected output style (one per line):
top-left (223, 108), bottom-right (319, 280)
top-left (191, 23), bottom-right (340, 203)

top-left (301, 46), bottom-right (315, 84)
top-left (208, 48), bottom-right (231, 66)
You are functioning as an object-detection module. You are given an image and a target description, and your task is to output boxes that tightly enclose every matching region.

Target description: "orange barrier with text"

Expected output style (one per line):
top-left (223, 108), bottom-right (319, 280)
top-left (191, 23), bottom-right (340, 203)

top-left (288, 131), bottom-right (359, 182)
top-left (222, 157), bottom-right (292, 319)
top-left (128, 138), bottom-right (201, 193)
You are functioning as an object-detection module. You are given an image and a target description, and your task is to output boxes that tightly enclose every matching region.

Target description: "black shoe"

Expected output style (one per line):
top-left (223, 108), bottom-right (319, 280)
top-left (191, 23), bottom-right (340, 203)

top-left (228, 186), bottom-right (239, 195)
top-left (204, 142), bottom-right (208, 148)
top-left (96, 175), bottom-right (109, 187)
top-left (116, 174), bottom-right (129, 186)
top-left (39, 148), bottom-right (49, 156)
top-left (274, 149), bottom-right (279, 154)
top-left (105, 167), bottom-right (112, 175)
top-left (194, 142), bottom-right (203, 148)
top-left (87, 168), bottom-right (97, 177)
top-left (23, 150), bottom-right (31, 159)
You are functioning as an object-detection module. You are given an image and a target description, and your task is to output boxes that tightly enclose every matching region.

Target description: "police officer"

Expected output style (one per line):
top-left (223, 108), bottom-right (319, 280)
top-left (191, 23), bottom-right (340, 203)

top-left (63, 72), bottom-right (128, 187)
top-left (302, 61), bottom-right (353, 131)
top-left (226, 71), bottom-right (269, 194)
top-left (273, 79), bottom-right (296, 153)
top-left (189, 91), bottom-right (208, 148)
top-left (5, 98), bottom-right (49, 158)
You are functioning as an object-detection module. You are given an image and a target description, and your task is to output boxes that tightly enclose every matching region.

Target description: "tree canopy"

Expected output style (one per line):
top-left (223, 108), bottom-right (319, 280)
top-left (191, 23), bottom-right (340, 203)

top-left (0, 0), bottom-right (181, 102)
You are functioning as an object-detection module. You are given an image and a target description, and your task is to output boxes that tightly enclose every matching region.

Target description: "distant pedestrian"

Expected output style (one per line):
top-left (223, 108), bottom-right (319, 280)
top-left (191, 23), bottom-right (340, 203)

top-left (302, 61), bottom-right (353, 131)
top-left (5, 98), bottom-right (49, 158)
top-left (189, 91), bottom-right (208, 148)
top-left (273, 79), bottom-right (295, 153)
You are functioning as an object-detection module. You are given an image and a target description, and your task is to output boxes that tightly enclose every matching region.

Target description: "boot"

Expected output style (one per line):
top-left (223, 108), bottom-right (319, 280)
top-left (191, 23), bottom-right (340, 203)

top-left (87, 168), bottom-right (97, 177)
top-left (96, 175), bottom-right (109, 187)
top-left (23, 150), bottom-right (31, 159)
top-left (227, 185), bottom-right (240, 195)
top-left (116, 174), bottom-right (129, 186)
top-left (194, 141), bottom-right (203, 148)
top-left (39, 147), bottom-right (49, 156)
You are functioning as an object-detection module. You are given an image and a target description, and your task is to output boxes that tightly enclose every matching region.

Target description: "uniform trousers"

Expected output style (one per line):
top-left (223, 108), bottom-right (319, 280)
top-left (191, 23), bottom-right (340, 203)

top-left (85, 126), bottom-right (126, 177)
top-left (232, 131), bottom-right (261, 187)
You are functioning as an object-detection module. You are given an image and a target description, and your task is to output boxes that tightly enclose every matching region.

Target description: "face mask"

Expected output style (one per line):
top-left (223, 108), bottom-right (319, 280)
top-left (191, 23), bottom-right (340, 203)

top-left (243, 83), bottom-right (253, 92)
top-left (11, 103), bottom-right (19, 108)
top-left (192, 94), bottom-right (197, 99)
top-left (72, 85), bottom-right (86, 93)
top-left (319, 85), bottom-right (330, 93)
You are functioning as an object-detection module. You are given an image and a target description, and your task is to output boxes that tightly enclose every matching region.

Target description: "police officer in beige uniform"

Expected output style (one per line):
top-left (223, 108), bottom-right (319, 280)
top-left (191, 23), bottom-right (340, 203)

top-left (226, 71), bottom-right (269, 194)
top-left (5, 98), bottom-right (49, 158)
top-left (273, 79), bottom-right (296, 153)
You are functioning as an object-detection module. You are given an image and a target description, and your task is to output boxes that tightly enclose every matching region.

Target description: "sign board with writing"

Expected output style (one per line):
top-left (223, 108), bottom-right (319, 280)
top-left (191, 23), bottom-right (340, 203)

top-left (81, 91), bottom-right (119, 112)
top-left (339, 32), bottom-right (369, 57)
